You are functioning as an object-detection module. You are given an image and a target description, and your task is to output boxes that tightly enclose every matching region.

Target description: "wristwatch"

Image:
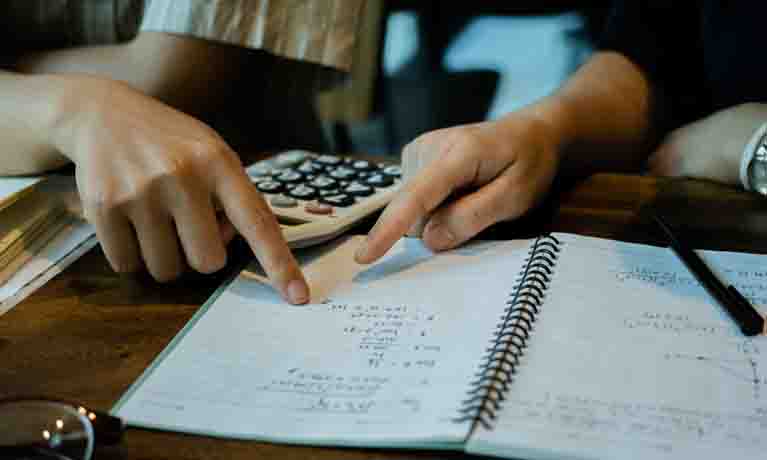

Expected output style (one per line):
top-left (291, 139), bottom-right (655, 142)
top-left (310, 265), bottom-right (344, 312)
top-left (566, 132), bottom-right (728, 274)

top-left (747, 129), bottom-right (767, 195)
top-left (741, 122), bottom-right (767, 195)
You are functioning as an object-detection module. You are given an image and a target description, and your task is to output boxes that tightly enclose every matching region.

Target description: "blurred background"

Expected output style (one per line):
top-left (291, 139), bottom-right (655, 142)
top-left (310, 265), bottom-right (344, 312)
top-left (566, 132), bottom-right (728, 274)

top-left (316, 1), bottom-right (610, 156)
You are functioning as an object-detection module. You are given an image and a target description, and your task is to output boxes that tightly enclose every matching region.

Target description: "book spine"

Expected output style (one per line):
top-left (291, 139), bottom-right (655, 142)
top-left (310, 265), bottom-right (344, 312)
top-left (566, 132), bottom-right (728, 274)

top-left (454, 234), bottom-right (561, 430)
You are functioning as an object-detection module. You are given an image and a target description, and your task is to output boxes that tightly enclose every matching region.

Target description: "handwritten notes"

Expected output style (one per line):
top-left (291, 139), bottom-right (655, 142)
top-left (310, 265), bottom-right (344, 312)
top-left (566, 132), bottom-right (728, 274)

top-left (115, 232), bottom-right (767, 459)
top-left (469, 233), bottom-right (767, 460)
top-left (115, 236), bottom-right (531, 446)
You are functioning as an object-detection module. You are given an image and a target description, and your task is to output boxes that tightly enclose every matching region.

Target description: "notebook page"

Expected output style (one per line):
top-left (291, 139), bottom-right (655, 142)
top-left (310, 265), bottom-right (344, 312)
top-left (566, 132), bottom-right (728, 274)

top-left (468, 233), bottom-right (767, 460)
top-left (115, 236), bottom-right (533, 447)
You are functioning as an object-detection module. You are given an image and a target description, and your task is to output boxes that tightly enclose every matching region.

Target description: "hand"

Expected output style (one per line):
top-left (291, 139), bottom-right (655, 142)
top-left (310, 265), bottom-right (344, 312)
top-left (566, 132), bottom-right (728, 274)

top-left (354, 113), bottom-right (560, 264)
top-left (648, 103), bottom-right (767, 185)
top-left (51, 76), bottom-right (309, 304)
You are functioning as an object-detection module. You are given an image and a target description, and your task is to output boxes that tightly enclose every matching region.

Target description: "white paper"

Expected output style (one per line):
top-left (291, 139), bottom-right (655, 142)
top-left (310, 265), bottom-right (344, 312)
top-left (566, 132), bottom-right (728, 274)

top-left (469, 233), bottom-right (767, 460)
top-left (115, 236), bottom-right (533, 447)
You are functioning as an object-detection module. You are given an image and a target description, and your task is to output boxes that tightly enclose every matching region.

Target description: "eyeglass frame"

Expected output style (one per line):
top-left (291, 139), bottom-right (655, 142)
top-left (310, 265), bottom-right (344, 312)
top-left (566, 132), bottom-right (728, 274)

top-left (0, 396), bottom-right (125, 458)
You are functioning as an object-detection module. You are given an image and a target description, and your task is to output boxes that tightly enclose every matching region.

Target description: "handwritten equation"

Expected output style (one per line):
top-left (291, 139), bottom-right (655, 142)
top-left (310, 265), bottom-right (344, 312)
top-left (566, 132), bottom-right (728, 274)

top-left (613, 266), bottom-right (767, 307)
top-left (614, 267), bottom-right (697, 288)
top-left (251, 367), bottom-right (429, 416)
top-left (503, 393), bottom-right (767, 453)
top-left (322, 301), bottom-right (440, 370)
top-left (622, 311), bottom-right (737, 337)
top-left (664, 342), bottom-right (767, 401)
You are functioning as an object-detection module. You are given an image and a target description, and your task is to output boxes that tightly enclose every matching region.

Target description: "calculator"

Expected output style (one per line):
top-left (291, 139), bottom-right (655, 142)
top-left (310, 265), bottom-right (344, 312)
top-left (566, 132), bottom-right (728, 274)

top-left (246, 150), bottom-right (402, 248)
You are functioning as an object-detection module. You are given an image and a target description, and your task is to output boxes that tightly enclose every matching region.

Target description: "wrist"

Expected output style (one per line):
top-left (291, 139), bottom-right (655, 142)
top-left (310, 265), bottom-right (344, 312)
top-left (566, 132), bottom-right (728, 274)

top-left (42, 74), bottom-right (88, 162)
top-left (1, 74), bottom-right (66, 147)
top-left (515, 96), bottom-right (576, 158)
top-left (45, 74), bottom-right (117, 164)
top-left (0, 72), bottom-right (78, 173)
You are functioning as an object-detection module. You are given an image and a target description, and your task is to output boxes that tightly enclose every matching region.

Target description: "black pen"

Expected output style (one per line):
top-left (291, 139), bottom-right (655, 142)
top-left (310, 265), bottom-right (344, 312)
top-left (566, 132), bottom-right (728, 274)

top-left (652, 213), bottom-right (765, 336)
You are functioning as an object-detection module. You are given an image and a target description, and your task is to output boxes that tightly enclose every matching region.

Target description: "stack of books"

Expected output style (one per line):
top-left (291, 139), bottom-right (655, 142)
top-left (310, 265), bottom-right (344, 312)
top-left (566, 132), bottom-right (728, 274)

top-left (0, 176), bottom-right (97, 315)
top-left (0, 177), bottom-right (72, 286)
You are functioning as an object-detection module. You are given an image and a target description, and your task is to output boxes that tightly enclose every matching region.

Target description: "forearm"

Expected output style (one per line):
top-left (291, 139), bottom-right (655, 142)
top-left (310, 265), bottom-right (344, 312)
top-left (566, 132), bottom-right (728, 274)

top-left (520, 51), bottom-right (657, 176)
top-left (0, 72), bottom-right (70, 175)
top-left (12, 32), bottom-right (249, 117)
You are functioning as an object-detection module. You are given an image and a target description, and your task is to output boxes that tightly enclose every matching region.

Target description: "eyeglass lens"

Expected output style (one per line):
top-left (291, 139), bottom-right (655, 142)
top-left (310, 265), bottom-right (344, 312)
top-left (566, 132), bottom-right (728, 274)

top-left (0, 400), bottom-right (94, 460)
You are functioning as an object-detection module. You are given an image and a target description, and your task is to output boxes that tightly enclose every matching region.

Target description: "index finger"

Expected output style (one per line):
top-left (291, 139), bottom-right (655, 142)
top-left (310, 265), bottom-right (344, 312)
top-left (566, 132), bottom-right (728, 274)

top-left (215, 165), bottom-right (309, 304)
top-left (354, 154), bottom-right (475, 264)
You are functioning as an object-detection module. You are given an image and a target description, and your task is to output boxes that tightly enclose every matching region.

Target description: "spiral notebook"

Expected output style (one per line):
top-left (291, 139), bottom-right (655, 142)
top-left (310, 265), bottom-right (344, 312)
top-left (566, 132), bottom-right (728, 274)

top-left (114, 233), bottom-right (767, 460)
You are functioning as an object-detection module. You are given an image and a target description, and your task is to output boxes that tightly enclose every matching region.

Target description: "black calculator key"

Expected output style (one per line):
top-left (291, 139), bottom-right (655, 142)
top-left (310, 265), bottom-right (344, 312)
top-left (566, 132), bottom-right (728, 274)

top-left (319, 193), bottom-right (355, 207)
top-left (318, 188), bottom-right (340, 197)
top-left (315, 154), bottom-right (343, 166)
top-left (274, 150), bottom-right (309, 167)
top-left (270, 195), bottom-right (297, 208)
top-left (308, 176), bottom-right (338, 190)
top-left (382, 165), bottom-right (402, 178)
top-left (256, 180), bottom-right (284, 194)
top-left (350, 160), bottom-right (375, 171)
top-left (287, 185), bottom-right (318, 200)
top-left (297, 161), bottom-right (324, 175)
top-left (365, 173), bottom-right (394, 187)
top-left (344, 182), bottom-right (375, 197)
top-left (274, 169), bottom-right (303, 183)
top-left (329, 166), bottom-right (357, 180)
top-left (247, 162), bottom-right (275, 177)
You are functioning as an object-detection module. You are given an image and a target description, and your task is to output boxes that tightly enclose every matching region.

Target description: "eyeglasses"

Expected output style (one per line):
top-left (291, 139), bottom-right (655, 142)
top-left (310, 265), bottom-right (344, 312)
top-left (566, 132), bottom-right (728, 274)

top-left (0, 397), bottom-right (124, 460)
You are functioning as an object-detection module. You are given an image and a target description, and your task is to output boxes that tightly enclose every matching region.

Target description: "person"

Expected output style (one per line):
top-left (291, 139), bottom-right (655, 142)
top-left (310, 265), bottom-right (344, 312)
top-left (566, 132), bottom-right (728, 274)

top-left (0, 0), bottom-right (365, 304)
top-left (354, 1), bottom-right (767, 265)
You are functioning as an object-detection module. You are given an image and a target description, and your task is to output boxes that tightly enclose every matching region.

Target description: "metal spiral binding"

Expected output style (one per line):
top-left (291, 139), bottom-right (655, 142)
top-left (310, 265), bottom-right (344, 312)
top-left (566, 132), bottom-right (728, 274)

top-left (454, 234), bottom-right (561, 430)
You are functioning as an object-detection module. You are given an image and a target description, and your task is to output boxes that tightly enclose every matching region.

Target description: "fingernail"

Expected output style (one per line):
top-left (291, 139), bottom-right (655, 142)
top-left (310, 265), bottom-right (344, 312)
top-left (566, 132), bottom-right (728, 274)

top-left (428, 224), bottom-right (456, 250)
top-left (287, 279), bottom-right (309, 304)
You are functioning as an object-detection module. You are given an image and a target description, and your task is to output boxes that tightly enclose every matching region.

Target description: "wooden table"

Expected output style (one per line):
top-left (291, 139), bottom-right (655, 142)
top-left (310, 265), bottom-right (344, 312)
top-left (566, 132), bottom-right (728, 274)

top-left (2, 173), bottom-right (767, 460)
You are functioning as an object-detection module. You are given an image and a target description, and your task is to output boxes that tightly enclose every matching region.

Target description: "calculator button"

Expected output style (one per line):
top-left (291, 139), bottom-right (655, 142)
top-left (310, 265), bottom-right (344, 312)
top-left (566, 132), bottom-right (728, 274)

top-left (308, 176), bottom-right (338, 190)
top-left (256, 180), bottom-right (284, 194)
top-left (315, 154), bottom-right (343, 166)
top-left (365, 173), bottom-right (394, 187)
top-left (329, 166), bottom-right (357, 180)
top-left (249, 175), bottom-right (269, 183)
top-left (319, 194), bottom-right (355, 207)
top-left (287, 185), bottom-right (318, 200)
top-left (318, 189), bottom-right (340, 197)
top-left (247, 161), bottom-right (276, 177)
top-left (274, 169), bottom-right (303, 183)
top-left (382, 165), bottom-right (402, 178)
top-left (274, 150), bottom-right (310, 167)
top-left (343, 182), bottom-right (375, 197)
top-left (305, 202), bottom-right (334, 215)
top-left (350, 160), bottom-right (375, 171)
top-left (297, 161), bottom-right (324, 175)
top-left (270, 195), bottom-right (298, 208)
